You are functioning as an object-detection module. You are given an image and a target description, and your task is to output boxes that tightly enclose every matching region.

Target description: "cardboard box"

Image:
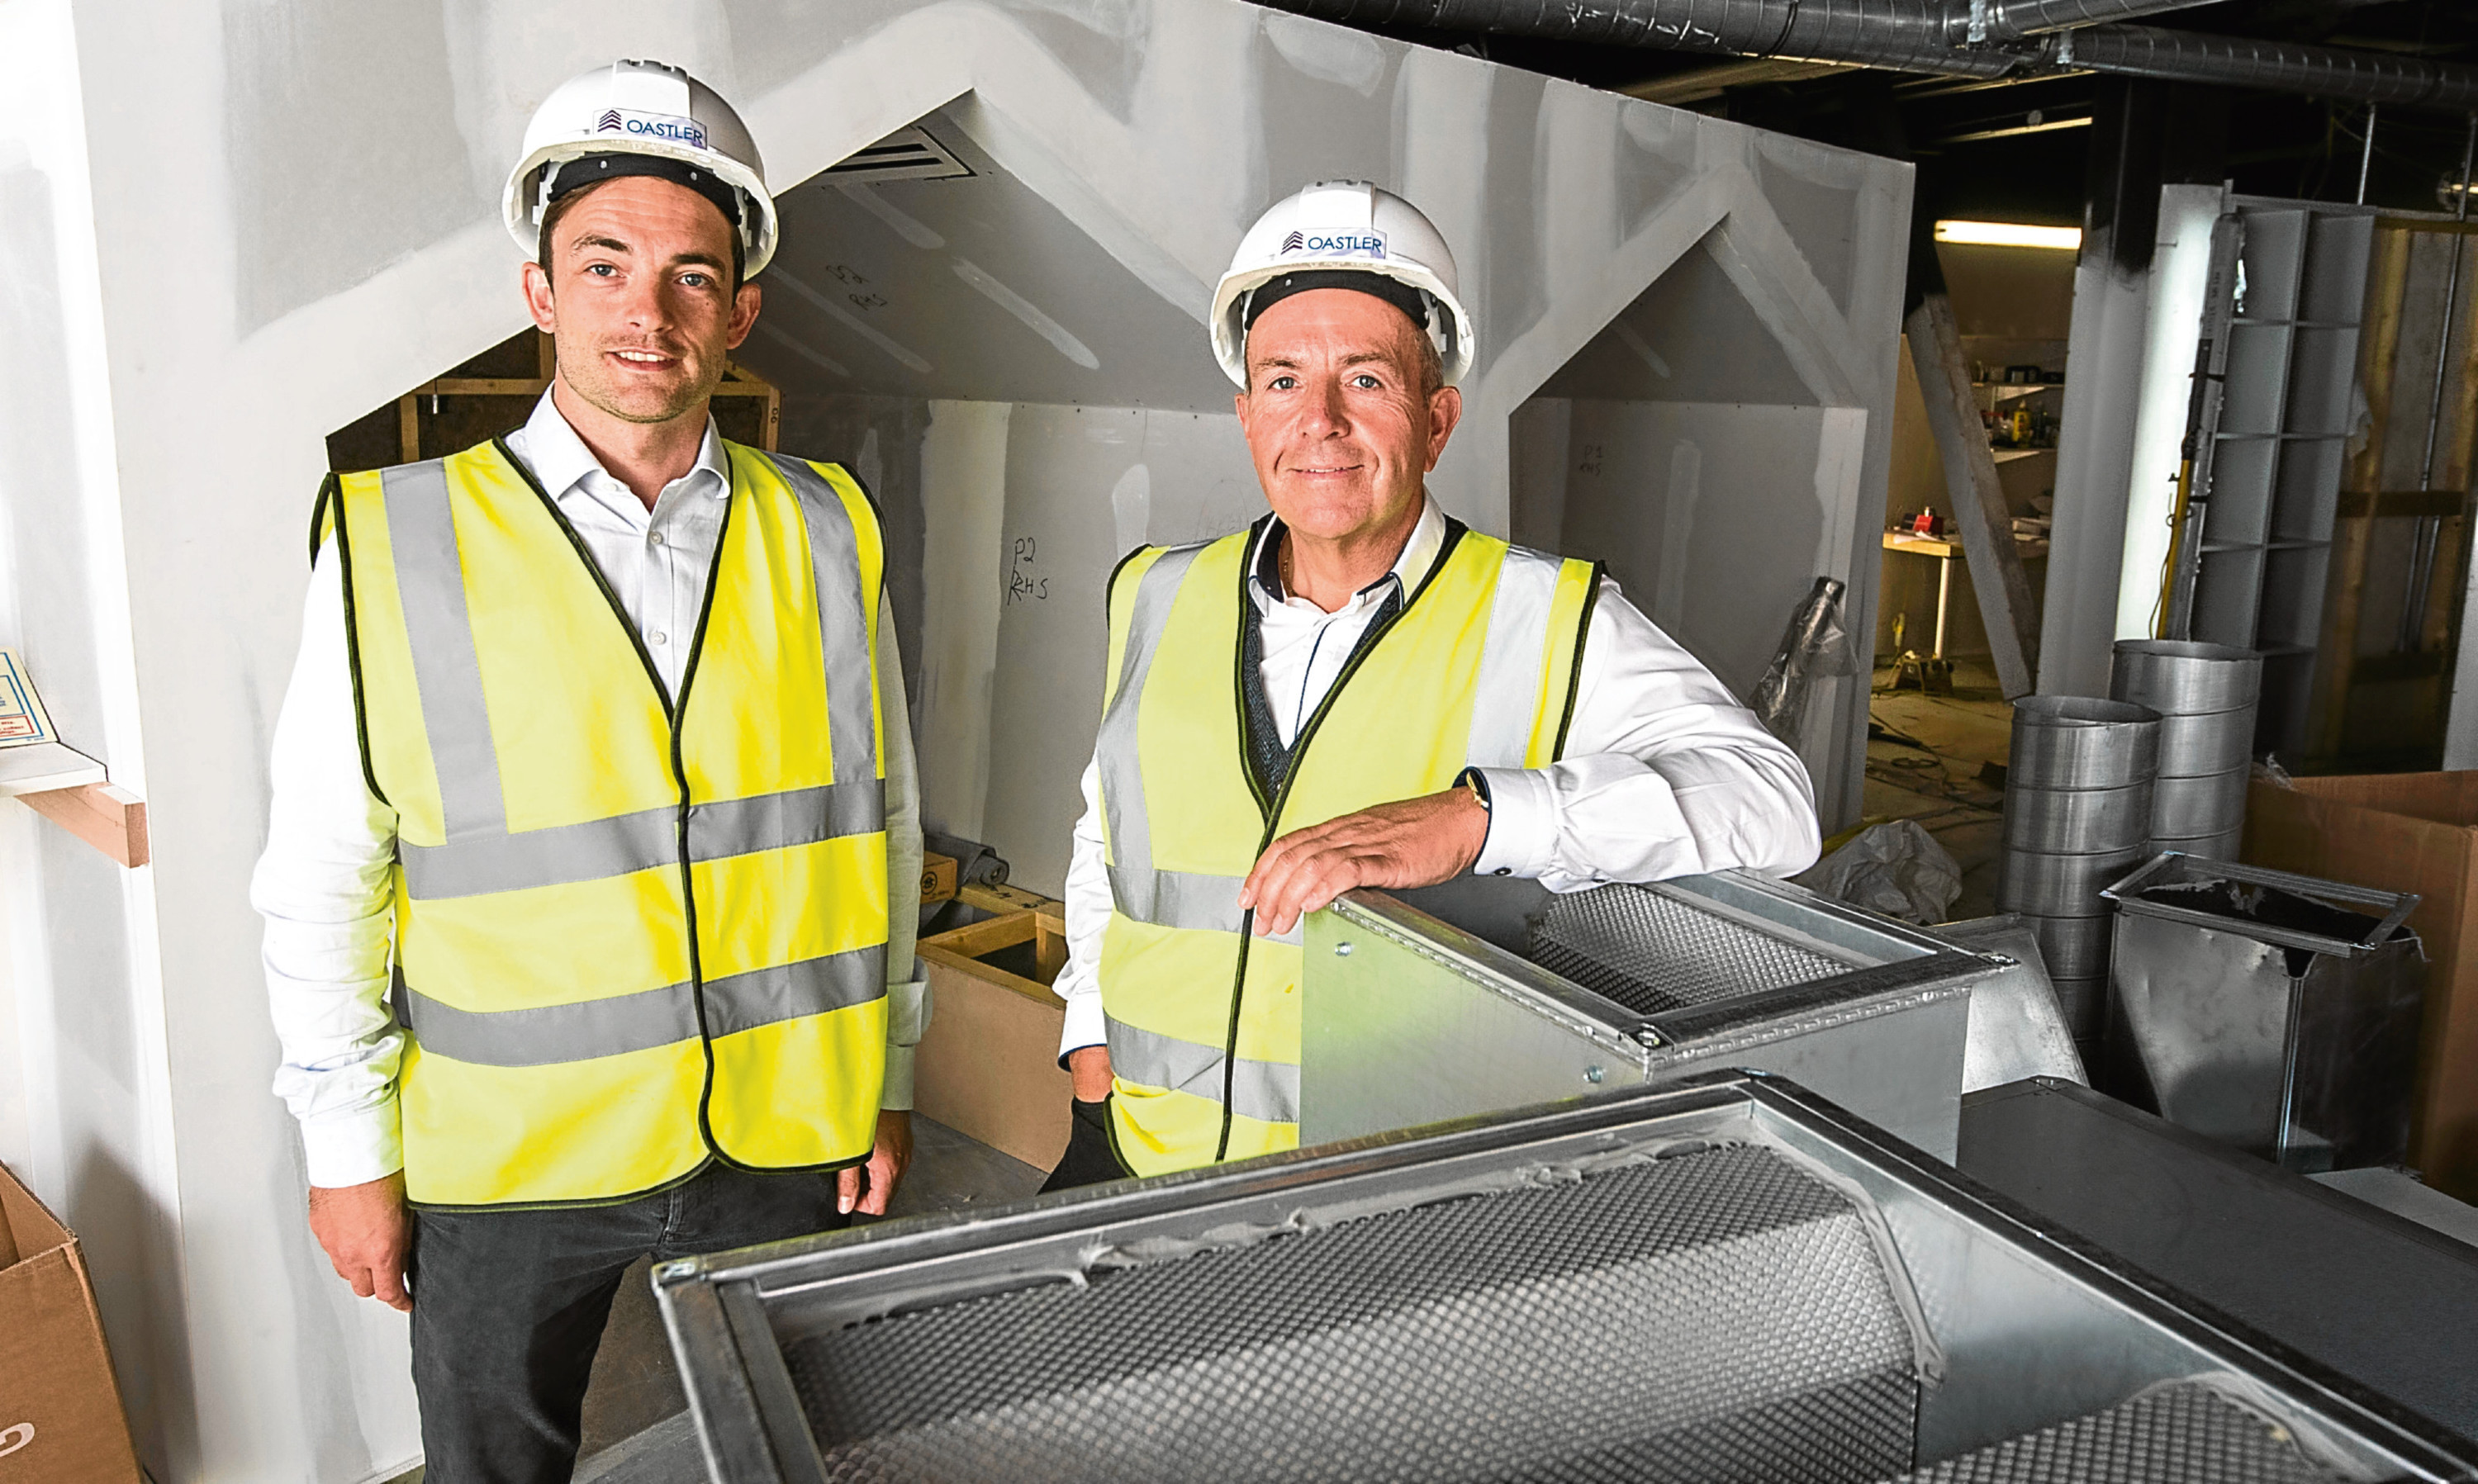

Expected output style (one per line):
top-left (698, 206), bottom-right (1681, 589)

top-left (0, 1162), bottom-right (143, 1483)
top-left (2246, 774), bottom-right (2478, 1199)
top-left (914, 903), bottom-right (1075, 1172)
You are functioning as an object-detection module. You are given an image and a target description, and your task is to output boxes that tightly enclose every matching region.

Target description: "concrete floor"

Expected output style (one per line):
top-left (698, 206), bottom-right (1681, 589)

top-left (1860, 659), bottom-right (2014, 922)
top-left (384, 1115), bottom-right (1048, 1483)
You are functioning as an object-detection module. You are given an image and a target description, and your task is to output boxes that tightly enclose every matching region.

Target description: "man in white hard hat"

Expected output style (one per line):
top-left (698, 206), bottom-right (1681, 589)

top-left (254, 60), bottom-right (925, 1479)
top-left (1042, 181), bottom-right (1821, 1188)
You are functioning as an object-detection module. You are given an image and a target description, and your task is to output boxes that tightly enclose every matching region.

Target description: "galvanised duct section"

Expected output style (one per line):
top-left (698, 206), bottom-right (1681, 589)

top-left (1259, 0), bottom-right (2478, 110)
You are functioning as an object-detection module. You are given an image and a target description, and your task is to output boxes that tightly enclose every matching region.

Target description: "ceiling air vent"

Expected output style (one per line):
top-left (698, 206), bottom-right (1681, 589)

top-left (822, 126), bottom-right (973, 183)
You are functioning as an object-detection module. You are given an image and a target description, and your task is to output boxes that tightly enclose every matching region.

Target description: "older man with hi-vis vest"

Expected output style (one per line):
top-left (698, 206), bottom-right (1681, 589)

top-left (254, 61), bottom-right (926, 1481)
top-left (1041, 182), bottom-right (1824, 1190)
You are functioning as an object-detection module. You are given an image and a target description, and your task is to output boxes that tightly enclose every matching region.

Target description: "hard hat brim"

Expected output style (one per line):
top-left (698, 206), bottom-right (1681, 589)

top-left (504, 136), bottom-right (779, 277)
top-left (1211, 258), bottom-right (1476, 390)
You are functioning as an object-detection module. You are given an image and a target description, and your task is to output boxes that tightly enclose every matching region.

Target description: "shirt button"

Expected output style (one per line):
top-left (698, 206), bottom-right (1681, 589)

top-left (648, 531), bottom-right (666, 547)
top-left (1493, 867), bottom-right (1512, 877)
top-left (649, 631), bottom-right (668, 647)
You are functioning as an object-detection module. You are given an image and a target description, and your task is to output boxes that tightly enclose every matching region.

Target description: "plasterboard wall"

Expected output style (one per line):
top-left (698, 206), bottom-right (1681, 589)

top-left (982, 405), bottom-right (1261, 894)
top-left (1517, 399), bottom-right (1872, 705)
top-left (0, 2), bottom-right (191, 1473)
top-left (786, 394), bottom-right (1263, 896)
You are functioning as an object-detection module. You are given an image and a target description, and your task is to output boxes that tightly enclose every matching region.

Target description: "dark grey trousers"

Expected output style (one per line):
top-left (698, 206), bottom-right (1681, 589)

top-left (1039, 1095), bottom-right (1129, 1192)
top-left (408, 1161), bottom-right (847, 1483)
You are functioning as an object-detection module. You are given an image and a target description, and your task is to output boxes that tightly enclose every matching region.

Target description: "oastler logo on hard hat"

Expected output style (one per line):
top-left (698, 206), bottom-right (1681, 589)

top-left (1279, 228), bottom-right (1386, 259)
top-left (593, 107), bottom-right (710, 150)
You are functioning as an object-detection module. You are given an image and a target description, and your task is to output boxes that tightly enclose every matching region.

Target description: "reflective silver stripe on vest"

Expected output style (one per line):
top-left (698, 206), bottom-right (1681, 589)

top-left (702, 951), bottom-right (886, 1039)
top-left (1464, 546), bottom-right (1571, 770)
top-left (691, 781), bottom-right (881, 859)
top-left (383, 459), bottom-right (506, 838)
top-left (398, 947), bottom-right (884, 1068)
top-left (398, 780), bottom-right (885, 900)
top-left (762, 453), bottom-right (881, 790)
top-left (1101, 865), bottom-right (1304, 946)
top-left (400, 803), bottom-right (675, 899)
top-left (1104, 863), bottom-right (1242, 935)
top-left (1105, 1014), bottom-right (1300, 1126)
top-left (1098, 544), bottom-right (1259, 936)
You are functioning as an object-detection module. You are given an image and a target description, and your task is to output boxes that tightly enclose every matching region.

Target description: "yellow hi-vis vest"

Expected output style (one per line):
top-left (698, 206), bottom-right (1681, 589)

top-left (1094, 517), bottom-right (1599, 1177)
top-left (317, 435), bottom-right (891, 1207)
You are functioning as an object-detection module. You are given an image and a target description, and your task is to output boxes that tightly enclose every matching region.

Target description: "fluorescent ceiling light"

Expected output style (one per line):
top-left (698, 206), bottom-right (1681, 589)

top-left (1934, 220), bottom-right (2083, 250)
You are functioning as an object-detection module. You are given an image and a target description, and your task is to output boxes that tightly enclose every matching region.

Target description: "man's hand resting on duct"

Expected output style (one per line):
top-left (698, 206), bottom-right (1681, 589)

top-left (1238, 787), bottom-right (1490, 939)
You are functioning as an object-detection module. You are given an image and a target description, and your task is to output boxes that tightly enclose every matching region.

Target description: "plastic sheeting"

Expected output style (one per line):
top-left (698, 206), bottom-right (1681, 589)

top-left (1752, 576), bottom-right (1854, 746)
top-left (1798, 819), bottom-right (1964, 925)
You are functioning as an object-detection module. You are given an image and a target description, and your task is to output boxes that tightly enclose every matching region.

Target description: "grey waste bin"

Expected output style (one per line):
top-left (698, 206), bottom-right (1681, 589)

top-left (2101, 852), bottom-right (2423, 1172)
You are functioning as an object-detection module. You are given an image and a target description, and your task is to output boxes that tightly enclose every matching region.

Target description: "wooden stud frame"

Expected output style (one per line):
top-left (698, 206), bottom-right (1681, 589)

top-left (392, 332), bottom-right (782, 464)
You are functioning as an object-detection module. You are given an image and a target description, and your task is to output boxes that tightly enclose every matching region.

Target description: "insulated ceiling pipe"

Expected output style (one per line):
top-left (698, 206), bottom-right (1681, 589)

top-left (1259, 0), bottom-right (2478, 109)
top-left (2053, 25), bottom-right (2478, 111)
top-left (1263, 0), bottom-right (2014, 78)
top-left (1982, 0), bottom-right (2210, 40)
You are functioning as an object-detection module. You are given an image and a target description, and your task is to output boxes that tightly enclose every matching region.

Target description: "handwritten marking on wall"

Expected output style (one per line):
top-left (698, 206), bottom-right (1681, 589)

top-left (771, 268), bottom-right (933, 374)
top-left (1006, 536), bottom-right (1049, 605)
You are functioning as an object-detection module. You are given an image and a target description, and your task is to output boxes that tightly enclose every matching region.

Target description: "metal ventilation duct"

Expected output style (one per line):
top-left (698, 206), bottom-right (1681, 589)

top-left (2057, 25), bottom-right (2478, 110)
top-left (1986, 0), bottom-right (2206, 38)
top-left (655, 1075), bottom-right (2478, 1483)
top-left (1259, 0), bottom-right (2009, 78)
top-left (1257, 0), bottom-right (2478, 110)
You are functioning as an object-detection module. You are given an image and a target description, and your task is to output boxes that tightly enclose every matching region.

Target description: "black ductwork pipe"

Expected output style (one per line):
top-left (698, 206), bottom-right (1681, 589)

top-left (1986, 0), bottom-right (2206, 40)
top-left (2056, 25), bottom-right (2478, 111)
top-left (1262, 0), bottom-right (2010, 78)
top-left (1257, 0), bottom-right (2478, 110)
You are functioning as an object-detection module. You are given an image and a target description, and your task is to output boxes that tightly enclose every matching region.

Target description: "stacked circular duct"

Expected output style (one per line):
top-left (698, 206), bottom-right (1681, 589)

top-left (2109, 640), bottom-right (2262, 859)
top-left (1997, 696), bottom-right (2161, 1045)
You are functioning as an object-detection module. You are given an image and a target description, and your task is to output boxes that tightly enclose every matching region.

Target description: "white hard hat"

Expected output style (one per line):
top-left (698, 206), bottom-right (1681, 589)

top-left (1209, 180), bottom-right (1476, 389)
top-left (503, 59), bottom-right (779, 277)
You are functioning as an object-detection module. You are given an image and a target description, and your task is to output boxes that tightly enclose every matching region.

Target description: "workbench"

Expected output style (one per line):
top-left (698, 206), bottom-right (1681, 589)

top-left (1882, 530), bottom-right (1965, 659)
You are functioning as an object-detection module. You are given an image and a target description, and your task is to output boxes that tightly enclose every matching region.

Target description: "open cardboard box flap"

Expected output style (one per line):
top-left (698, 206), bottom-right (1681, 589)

top-left (0, 1163), bottom-right (144, 1482)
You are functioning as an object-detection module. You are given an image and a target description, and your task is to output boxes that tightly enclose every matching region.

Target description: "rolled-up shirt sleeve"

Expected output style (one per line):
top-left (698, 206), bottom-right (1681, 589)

top-left (1470, 577), bottom-right (1821, 890)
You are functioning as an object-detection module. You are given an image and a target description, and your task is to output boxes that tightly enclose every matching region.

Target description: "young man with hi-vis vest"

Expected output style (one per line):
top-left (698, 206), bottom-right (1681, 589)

top-left (254, 61), bottom-right (926, 1480)
top-left (1042, 182), bottom-right (1824, 1189)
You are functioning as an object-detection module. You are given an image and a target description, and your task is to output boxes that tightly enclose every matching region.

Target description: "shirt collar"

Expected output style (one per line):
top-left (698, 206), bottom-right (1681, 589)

top-left (1250, 495), bottom-right (1448, 613)
top-left (516, 389), bottom-right (729, 513)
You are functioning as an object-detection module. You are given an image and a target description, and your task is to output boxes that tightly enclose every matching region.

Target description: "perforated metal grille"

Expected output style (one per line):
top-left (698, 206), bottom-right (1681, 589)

top-left (786, 1145), bottom-right (1922, 1483)
top-left (1896, 1381), bottom-right (2349, 1483)
top-left (1527, 884), bottom-right (1853, 1015)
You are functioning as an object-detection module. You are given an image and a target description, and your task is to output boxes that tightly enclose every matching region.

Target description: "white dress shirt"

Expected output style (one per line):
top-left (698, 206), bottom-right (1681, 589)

top-left (1052, 495), bottom-right (1821, 1057)
top-left (256, 393), bottom-right (927, 1189)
